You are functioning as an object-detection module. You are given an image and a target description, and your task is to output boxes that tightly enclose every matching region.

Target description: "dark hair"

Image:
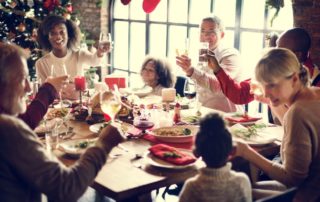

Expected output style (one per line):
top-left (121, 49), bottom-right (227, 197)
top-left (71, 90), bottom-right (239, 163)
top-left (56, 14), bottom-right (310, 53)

top-left (266, 32), bottom-right (279, 47)
top-left (194, 113), bottom-right (233, 168)
top-left (140, 56), bottom-right (175, 88)
top-left (278, 28), bottom-right (311, 60)
top-left (37, 15), bottom-right (81, 51)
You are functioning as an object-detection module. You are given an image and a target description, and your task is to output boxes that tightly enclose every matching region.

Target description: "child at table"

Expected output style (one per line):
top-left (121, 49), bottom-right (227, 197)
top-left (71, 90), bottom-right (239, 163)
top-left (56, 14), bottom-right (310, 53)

top-left (179, 113), bottom-right (252, 202)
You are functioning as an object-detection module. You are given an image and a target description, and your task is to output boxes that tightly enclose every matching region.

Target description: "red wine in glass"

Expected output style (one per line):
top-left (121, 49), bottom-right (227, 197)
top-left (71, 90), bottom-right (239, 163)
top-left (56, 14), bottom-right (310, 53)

top-left (133, 118), bottom-right (154, 136)
top-left (184, 91), bottom-right (196, 99)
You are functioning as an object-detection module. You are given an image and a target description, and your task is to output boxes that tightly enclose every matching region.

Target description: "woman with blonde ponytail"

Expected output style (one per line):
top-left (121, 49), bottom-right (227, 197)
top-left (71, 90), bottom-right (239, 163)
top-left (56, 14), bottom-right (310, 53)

top-left (235, 48), bottom-right (320, 201)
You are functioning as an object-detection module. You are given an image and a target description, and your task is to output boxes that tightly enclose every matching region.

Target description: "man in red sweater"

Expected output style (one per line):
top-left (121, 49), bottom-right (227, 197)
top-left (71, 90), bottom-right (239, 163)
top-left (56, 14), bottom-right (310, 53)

top-left (209, 28), bottom-right (319, 124)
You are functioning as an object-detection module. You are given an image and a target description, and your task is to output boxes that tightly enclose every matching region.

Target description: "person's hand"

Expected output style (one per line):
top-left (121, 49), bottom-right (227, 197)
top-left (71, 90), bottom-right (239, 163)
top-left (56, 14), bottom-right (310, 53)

top-left (45, 75), bottom-right (69, 92)
top-left (234, 140), bottom-right (251, 158)
top-left (96, 41), bottom-right (112, 57)
top-left (207, 50), bottom-right (221, 73)
top-left (250, 82), bottom-right (270, 104)
top-left (176, 55), bottom-right (194, 76)
top-left (96, 125), bottom-right (125, 153)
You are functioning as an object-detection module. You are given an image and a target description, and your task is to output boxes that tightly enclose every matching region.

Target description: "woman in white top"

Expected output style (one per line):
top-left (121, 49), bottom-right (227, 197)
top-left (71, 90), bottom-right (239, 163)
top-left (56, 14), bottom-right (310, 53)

top-left (36, 15), bottom-right (110, 99)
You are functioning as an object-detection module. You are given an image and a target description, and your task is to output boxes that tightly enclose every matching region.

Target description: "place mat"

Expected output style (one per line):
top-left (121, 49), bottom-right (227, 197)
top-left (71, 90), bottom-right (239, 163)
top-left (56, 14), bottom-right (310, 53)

top-left (126, 127), bottom-right (194, 150)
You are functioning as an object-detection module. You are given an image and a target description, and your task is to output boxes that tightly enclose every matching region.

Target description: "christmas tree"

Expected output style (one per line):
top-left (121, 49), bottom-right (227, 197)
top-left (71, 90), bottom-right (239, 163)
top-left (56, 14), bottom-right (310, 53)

top-left (0, 0), bottom-right (78, 79)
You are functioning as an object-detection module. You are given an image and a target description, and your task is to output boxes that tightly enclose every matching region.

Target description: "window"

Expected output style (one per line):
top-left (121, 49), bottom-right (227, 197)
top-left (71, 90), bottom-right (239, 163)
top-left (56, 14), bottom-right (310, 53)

top-left (110, 0), bottom-right (293, 87)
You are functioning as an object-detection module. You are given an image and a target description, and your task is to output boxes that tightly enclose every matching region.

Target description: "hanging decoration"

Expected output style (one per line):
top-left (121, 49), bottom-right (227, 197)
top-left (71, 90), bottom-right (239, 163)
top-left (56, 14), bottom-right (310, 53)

top-left (142, 0), bottom-right (160, 14)
top-left (121, 0), bottom-right (161, 14)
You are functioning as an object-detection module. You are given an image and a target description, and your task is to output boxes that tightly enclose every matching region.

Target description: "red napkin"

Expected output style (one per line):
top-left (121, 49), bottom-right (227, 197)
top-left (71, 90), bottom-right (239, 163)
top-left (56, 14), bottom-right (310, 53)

top-left (225, 115), bottom-right (261, 123)
top-left (149, 144), bottom-right (196, 165)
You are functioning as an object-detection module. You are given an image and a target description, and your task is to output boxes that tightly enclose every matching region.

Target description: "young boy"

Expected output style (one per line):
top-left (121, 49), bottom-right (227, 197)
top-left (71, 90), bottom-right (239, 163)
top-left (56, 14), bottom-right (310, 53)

top-left (179, 113), bottom-right (252, 202)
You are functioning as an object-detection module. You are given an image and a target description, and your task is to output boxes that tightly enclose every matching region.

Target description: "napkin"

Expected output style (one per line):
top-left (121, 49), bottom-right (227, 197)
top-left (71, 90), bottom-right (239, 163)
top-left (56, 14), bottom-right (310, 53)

top-left (148, 144), bottom-right (196, 165)
top-left (225, 114), bottom-right (261, 123)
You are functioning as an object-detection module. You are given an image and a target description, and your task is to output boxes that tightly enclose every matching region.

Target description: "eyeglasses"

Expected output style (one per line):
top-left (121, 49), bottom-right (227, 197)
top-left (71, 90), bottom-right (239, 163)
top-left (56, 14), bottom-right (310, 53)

top-left (200, 30), bottom-right (220, 36)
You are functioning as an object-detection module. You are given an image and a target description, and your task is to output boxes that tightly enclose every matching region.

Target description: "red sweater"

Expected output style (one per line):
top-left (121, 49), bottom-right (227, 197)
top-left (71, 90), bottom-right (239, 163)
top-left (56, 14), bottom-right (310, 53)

top-left (18, 83), bottom-right (57, 129)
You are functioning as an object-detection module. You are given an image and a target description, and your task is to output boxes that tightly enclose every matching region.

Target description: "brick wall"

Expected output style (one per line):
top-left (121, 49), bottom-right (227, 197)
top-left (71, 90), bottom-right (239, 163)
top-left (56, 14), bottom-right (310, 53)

top-left (292, 0), bottom-right (320, 65)
top-left (71, 0), bottom-right (110, 43)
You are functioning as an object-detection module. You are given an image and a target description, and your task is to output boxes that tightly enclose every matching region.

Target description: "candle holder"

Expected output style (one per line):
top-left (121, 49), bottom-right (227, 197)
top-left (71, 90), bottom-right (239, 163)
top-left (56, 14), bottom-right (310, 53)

top-left (74, 76), bottom-right (86, 107)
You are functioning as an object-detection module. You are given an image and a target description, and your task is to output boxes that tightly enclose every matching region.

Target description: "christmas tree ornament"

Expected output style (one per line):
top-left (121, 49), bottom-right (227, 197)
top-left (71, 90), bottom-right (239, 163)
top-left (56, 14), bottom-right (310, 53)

top-left (17, 22), bottom-right (26, 32)
top-left (143, 0), bottom-right (161, 13)
top-left (121, 0), bottom-right (131, 5)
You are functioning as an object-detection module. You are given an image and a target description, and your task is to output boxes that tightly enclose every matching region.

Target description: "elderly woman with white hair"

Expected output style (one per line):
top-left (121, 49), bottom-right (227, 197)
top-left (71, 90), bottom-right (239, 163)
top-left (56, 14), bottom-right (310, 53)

top-left (235, 48), bottom-right (320, 201)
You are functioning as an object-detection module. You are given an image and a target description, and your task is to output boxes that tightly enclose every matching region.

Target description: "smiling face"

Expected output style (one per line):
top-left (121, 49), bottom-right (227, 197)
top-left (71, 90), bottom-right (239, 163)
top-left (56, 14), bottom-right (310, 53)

top-left (200, 19), bottom-right (224, 50)
top-left (141, 60), bottom-right (159, 87)
top-left (48, 23), bottom-right (69, 55)
top-left (260, 74), bottom-right (297, 107)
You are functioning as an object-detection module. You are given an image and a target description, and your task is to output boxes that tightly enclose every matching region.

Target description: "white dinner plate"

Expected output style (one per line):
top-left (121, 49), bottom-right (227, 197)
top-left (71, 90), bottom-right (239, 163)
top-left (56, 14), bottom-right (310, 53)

top-left (145, 150), bottom-right (198, 169)
top-left (230, 124), bottom-right (276, 146)
top-left (59, 138), bottom-right (97, 157)
top-left (89, 122), bottom-right (133, 134)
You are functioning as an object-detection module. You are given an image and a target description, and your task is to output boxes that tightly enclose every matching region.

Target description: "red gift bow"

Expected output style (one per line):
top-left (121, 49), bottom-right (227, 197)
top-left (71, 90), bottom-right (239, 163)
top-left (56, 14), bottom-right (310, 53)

top-left (149, 144), bottom-right (196, 165)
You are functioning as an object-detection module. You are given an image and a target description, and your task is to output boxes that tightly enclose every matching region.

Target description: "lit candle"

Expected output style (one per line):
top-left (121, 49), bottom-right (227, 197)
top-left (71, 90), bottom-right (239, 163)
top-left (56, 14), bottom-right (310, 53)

top-left (74, 76), bottom-right (86, 91)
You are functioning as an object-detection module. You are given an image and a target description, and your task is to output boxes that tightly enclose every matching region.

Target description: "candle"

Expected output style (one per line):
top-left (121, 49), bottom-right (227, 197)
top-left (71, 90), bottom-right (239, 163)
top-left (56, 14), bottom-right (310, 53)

top-left (74, 76), bottom-right (86, 91)
top-left (161, 88), bottom-right (176, 102)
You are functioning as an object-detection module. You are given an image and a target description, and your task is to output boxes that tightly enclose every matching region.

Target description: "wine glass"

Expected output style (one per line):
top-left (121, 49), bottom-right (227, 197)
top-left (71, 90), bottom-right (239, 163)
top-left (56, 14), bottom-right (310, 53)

top-left (99, 31), bottom-right (112, 51)
top-left (100, 90), bottom-right (122, 123)
top-left (198, 42), bottom-right (209, 67)
top-left (184, 78), bottom-right (197, 104)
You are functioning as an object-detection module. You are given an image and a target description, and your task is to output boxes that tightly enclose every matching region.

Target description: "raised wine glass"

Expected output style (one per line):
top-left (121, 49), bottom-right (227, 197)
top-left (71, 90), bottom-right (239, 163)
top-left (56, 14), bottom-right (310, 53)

top-left (100, 90), bottom-right (122, 123)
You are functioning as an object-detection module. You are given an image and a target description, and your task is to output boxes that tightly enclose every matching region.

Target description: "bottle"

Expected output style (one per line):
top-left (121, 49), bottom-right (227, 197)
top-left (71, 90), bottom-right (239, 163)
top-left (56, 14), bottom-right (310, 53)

top-left (173, 102), bottom-right (181, 124)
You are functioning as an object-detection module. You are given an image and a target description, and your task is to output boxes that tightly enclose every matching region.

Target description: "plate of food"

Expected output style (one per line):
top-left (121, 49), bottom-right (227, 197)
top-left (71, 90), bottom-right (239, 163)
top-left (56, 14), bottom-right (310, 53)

top-left (229, 123), bottom-right (276, 146)
top-left (225, 112), bottom-right (262, 125)
top-left (59, 138), bottom-right (97, 157)
top-left (151, 125), bottom-right (198, 143)
top-left (45, 108), bottom-right (70, 120)
top-left (89, 121), bottom-right (133, 134)
top-left (146, 144), bottom-right (198, 169)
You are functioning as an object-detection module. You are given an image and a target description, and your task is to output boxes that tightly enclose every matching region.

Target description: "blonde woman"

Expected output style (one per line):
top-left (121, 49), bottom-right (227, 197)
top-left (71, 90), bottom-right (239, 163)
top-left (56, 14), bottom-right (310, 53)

top-left (235, 48), bottom-right (320, 201)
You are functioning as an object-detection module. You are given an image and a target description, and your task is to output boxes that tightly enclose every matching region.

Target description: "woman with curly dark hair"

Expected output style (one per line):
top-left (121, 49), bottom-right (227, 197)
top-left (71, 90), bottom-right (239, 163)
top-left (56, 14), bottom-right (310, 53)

top-left (35, 15), bottom-right (110, 99)
top-left (139, 55), bottom-right (175, 96)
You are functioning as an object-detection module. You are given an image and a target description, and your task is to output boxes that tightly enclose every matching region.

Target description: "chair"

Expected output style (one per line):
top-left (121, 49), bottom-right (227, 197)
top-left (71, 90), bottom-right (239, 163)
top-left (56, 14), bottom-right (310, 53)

top-left (174, 76), bottom-right (187, 97)
top-left (255, 187), bottom-right (297, 202)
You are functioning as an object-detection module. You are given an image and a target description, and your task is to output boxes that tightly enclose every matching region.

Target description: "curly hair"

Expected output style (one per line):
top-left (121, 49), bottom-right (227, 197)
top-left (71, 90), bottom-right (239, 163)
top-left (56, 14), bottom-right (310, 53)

top-left (194, 113), bottom-right (233, 168)
top-left (37, 15), bottom-right (81, 51)
top-left (140, 56), bottom-right (175, 88)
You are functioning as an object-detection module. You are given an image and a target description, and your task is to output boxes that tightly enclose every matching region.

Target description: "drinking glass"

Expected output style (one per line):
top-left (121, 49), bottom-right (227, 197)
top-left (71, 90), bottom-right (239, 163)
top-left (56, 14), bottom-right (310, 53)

top-left (198, 42), bottom-right (209, 67)
top-left (175, 38), bottom-right (190, 56)
top-left (100, 90), bottom-right (122, 122)
top-left (99, 31), bottom-right (112, 50)
top-left (184, 78), bottom-right (197, 107)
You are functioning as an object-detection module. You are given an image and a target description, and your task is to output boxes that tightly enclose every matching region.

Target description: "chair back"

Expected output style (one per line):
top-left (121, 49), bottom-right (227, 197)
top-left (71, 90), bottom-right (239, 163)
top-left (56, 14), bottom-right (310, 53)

top-left (255, 187), bottom-right (297, 202)
top-left (174, 76), bottom-right (187, 97)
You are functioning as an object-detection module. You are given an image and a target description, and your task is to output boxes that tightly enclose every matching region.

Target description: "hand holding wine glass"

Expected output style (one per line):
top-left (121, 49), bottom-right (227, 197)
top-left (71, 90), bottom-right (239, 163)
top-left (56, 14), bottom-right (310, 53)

top-left (98, 31), bottom-right (112, 56)
top-left (100, 90), bottom-right (122, 123)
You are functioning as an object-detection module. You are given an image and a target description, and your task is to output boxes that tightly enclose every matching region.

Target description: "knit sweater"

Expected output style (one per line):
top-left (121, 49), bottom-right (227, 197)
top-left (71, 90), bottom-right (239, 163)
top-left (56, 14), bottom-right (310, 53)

top-left (0, 114), bottom-right (107, 202)
top-left (179, 163), bottom-right (252, 202)
top-left (190, 44), bottom-right (242, 112)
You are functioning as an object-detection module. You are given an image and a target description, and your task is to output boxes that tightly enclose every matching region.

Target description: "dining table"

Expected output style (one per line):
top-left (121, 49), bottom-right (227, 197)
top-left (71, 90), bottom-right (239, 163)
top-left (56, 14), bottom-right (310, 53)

top-left (49, 106), bottom-right (283, 202)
